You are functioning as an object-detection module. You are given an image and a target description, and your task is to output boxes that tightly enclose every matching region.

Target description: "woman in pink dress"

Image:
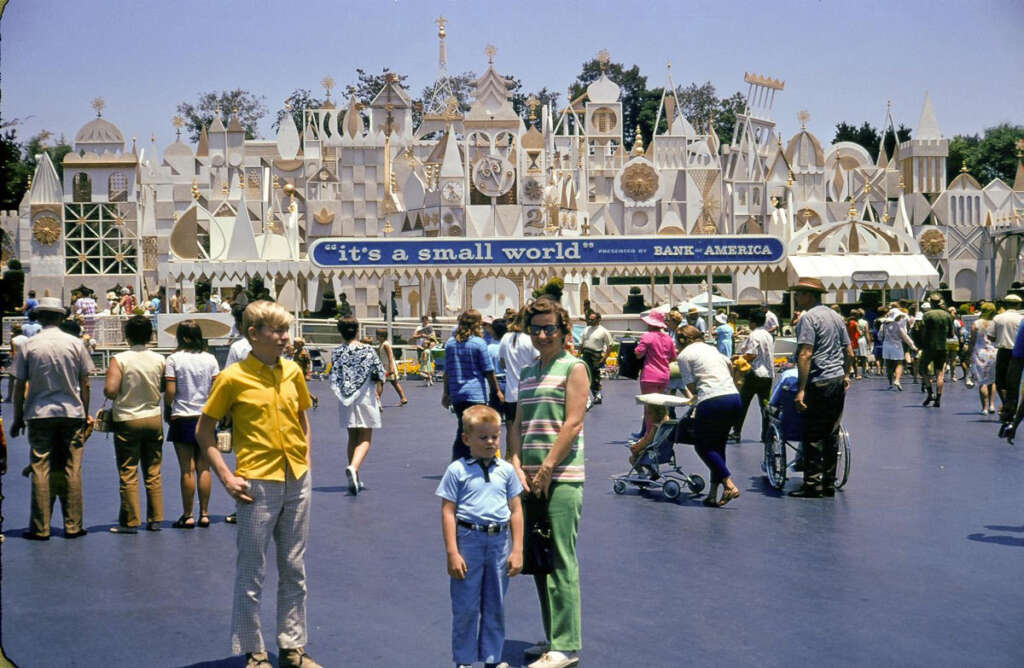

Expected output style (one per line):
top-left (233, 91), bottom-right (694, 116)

top-left (634, 310), bottom-right (677, 436)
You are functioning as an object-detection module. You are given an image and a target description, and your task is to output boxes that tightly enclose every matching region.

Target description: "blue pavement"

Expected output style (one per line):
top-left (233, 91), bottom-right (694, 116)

top-left (2, 373), bottom-right (1023, 667)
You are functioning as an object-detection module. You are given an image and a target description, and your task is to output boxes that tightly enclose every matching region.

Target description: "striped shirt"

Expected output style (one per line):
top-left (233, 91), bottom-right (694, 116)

top-left (519, 351), bottom-right (585, 483)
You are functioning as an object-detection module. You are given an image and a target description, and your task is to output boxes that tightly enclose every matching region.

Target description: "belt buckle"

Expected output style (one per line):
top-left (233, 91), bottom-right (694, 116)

top-left (486, 523), bottom-right (499, 534)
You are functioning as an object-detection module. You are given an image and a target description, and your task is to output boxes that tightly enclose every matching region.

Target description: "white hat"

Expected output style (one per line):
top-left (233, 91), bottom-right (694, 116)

top-left (714, 313), bottom-right (728, 325)
top-left (920, 302), bottom-right (931, 310)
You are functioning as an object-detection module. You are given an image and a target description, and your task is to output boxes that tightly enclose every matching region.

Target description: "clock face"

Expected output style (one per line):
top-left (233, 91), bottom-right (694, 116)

top-left (620, 162), bottom-right (659, 202)
top-left (442, 181), bottom-right (464, 203)
top-left (472, 156), bottom-right (515, 198)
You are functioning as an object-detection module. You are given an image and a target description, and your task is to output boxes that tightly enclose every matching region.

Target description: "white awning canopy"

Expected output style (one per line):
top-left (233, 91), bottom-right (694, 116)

top-left (787, 254), bottom-right (940, 290)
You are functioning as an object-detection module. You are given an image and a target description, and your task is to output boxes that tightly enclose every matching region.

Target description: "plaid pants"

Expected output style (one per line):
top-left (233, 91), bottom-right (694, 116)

top-left (230, 469), bottom-right (311, 655)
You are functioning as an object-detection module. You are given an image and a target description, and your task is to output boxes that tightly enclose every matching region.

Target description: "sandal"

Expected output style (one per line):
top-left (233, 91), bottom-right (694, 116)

top-left (172, 515), bottom-right (195, 529)
top-left (197, 515), bottom-right (210, 528)
top-left (718, 487), bottom-right (741, 507)
top-left (702, 495), bottom-right (719, 507)
top-left (146, 521), bottom-right (161, 532)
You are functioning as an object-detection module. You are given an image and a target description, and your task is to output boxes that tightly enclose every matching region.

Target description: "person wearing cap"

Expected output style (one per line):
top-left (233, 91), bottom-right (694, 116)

top-left (789, 277), bottom-right (854, 498)
top-left (919, 295), bottom-right (955, 408)
top-left (713, 312), bottom-right (733, 357)
top-left (578, 311), bottom-right (613, 405)
top-left (635, 309), bottom-right (677, 437)
top-left (10, 297), bottom-right (95, 540)
top-left (730, 308), bottom-right (775, 442)
top-left (991, 294), bottom-right (1023, 419)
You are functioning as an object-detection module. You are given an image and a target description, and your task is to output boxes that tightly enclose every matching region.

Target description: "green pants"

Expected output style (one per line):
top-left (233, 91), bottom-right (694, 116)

top-left (528, 481), bottom-right (583, 652)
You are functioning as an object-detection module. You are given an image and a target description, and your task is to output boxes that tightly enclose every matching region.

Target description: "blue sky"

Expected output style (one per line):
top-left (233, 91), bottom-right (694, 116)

top-left (3, 0), bottom-right (1022, 157)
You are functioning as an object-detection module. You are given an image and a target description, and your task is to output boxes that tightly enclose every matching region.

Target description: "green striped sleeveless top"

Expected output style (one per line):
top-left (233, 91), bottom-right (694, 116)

top-left (519, 351), bottom-right (585, 483)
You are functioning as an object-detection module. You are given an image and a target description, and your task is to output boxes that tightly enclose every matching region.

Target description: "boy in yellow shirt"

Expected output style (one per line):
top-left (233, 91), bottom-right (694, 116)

top-left (197, 301), bottom-right (320, 668)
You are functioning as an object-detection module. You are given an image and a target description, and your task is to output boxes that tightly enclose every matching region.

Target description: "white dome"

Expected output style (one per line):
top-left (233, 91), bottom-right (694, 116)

top-left (75, 117), bottom-right (124, 144)
top-left (586, 74), bottom-right (620, 104)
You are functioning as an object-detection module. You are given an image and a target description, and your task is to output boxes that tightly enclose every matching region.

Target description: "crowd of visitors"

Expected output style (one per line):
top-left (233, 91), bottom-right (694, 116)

top-left (8, 278), bottom-right (1024, 668)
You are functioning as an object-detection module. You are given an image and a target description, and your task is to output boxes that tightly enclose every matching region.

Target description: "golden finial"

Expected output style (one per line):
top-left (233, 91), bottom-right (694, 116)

top-left (898, 173), bottom-right (905, 191)
top-left (864, 182), bottom-right (872, 194)
top-left (232, 106), bottom-right (238, 116)
top-left (284, 98), bottom-right (292, 112)
top-left (91, 97), bottom-right (105, 117)
top-left (283, 182), bottom-right (295, 197)
top-left (383, 218), bottom-right (394, 236)
top-left (526, 95), bottom-right (540, 123)
top-left (961, 160), bottom-right (969, 174)
top-left (191, 180), bottom-right (200, 200)
top-left (631, 124), bottom-right (645, 156)
top-left (272, 175), bottom-right (280, 191)
top-left (321, 76), bottom-right (335, 100)
top-left (848, 196), bottom-right (857, 220)
top-left (435, 15), bottom-right (447, 38)
top-left (786, 169), bottom-right (794, 188)
top-left (1016, 138), bottom-right (1024, 158)
top-left (596, 49), bottom-right (610, 73)
top-left (26, 173), bottom-right (32, 189)
top-left (485, 44), bottom-right (496, 64)
top-left (882, 211), bottom-right (890, 223)
top-left (172, 115), bottom-right (184, 139)
top-left (221, 181), bottom-right (230, 195)
top-left (797, 110), bottom-right (809, 130)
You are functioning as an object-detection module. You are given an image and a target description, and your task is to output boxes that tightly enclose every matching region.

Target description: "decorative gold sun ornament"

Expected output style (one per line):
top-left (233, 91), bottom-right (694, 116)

top-left (32, 216), bottom-right (61, 245)
top-left (621, 162), bottom-right (659, 202)
top-left (485, 44), bottom-right (496, 64)
top-left (523, 178), bottom-right (543, 201)
top-left (596, 49), bottom-right (610, 73)
top-left (797, 109), bottom-right (810, 129)
top-left (91, 97), bottom-right (106, 117)
top-left (321, 76), bottom-right (335, 101)
top-left (920, 228), bottom-right (946, 256)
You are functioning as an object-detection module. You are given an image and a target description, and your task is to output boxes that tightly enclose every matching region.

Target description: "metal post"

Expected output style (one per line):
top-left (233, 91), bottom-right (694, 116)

top-left (706, 265), bottom-right (714, 334)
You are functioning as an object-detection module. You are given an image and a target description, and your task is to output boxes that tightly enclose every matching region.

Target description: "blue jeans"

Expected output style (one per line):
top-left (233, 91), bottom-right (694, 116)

top-left (450, 525), bottom-right (510, 665)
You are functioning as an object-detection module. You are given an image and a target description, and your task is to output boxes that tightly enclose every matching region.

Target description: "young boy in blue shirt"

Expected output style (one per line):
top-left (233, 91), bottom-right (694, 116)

top-left (437, 405), bottom-right (524, 668)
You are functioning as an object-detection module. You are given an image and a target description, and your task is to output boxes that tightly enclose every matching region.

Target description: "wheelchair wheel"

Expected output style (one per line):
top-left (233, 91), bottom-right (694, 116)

top-left (613, 480), bottom-right (627, 495)
top-left (763, 424), bottom-right (787, 490)
top-left (662, 479), bottom-right (681, 501)
top-left (687, 474), bottom-right (705, 494)
top-left (835, 426), bottom-right (852, 490)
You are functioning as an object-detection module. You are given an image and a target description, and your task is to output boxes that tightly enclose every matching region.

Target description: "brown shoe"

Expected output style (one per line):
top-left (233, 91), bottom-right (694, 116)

top-left (245, 652), bottom-right (271, 668)
top-left (279, 647), bottom-right (322, 668)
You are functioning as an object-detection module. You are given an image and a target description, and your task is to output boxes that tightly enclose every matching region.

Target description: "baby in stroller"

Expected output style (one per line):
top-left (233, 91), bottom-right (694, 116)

top-left (612, 394), bottom-right (706, 501)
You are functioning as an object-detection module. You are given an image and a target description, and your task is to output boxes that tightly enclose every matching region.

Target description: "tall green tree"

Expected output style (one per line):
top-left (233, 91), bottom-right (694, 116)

top-left (176, 89), bottom-right (267, 143)
top-left (345, 68), bottom-right (410, 106)
top-left (948, 123), bottom-right (1024, 185)
top-left (23, 130), bottom-right (73, 180)
top-left (273, 88), bottom-right (323, 133)
top-left (832, 121), bottom-right (910, 162)
top-left (0, 127), bottom-right (28, 211)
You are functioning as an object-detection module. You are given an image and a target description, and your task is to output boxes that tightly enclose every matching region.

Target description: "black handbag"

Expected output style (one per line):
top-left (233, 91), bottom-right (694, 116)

top-left (521, 495), bottom-right (554, 575)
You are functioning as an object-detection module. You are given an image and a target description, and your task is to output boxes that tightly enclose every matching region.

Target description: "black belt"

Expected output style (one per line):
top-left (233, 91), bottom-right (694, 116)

top-left (457, 519), bottom-right (507, 534)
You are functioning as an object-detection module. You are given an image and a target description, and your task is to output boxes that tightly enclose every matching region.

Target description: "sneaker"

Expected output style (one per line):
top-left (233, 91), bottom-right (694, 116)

top-left (528, 650), bottom-right (579, 668)
top-left (965, 379), bottom-right (975, 388)
top-left (894, 382), bottom-right (903, 391)
top-left (279, 647), bottom-right (321, 668)
top-left (245, 651), bottom-right (272, 668)
top-left (593, 392), bottom-right (603, 404)
top-left (523, 641), bottom-right (549, 659)
top-left (225, 513), bottom-right (237, 524)
top-left (346, 465), bottom-right (360, 495)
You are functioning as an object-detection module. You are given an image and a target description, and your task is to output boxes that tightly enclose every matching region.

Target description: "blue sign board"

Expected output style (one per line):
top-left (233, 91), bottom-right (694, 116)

top-left (309, 235), bottom-right (785, 269)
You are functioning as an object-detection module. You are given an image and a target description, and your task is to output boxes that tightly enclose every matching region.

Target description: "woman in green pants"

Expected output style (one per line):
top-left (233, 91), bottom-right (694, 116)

top-left (509, 296), bottom-right (589, 668)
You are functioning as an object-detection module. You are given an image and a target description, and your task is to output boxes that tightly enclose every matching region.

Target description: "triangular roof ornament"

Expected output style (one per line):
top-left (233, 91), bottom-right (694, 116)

top-left (225, 191), bottom-right (260, 260)
top-left (915, 92), bottom-right (942, 140)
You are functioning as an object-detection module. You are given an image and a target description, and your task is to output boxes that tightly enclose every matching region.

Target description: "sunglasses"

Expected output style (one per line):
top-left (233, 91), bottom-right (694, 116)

top-left (528, 324), bottom-right (560, 336)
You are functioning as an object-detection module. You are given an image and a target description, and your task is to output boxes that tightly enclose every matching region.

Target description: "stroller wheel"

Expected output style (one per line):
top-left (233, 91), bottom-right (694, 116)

top-left (662, 479), bottom-right (682, 501)
top-left (612, 480), bottom-right (627, 495)
top-left (687, 474), bottom-right (706, 494)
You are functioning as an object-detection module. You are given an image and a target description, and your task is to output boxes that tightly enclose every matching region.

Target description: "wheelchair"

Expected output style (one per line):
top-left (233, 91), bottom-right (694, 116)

top-left (762, 404), bottom-right (851, 491)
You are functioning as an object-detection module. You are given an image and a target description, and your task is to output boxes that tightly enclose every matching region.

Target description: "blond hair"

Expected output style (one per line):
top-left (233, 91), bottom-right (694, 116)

top-left (243, 300), bottom-right (293, 341)
top-left (461, 404), bottom-right (501, 433)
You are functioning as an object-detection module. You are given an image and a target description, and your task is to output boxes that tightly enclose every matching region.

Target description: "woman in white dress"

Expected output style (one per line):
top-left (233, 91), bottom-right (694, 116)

top-left (967, 302), bottom-right (998, 414)
top-left (880, 308), bottom-right (917, 390)
top-left (330, 316), bottom-right (385, 495)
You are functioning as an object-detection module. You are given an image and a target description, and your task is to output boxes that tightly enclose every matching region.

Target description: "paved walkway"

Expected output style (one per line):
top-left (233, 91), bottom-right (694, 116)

top-left (2, 373), bottom-right (1022, 667)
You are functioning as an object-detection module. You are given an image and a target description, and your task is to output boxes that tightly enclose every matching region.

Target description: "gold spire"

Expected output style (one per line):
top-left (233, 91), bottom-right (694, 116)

top-left (596, 49), bottom-right (610, 73)
top-left (435, 15), bottom-right (447, 38)
top-left (191, 180), bottom-right (200, 200)
top-left (172, 115), bottom-right (184, 139)
top-left (961, 160), bottom-right (969, 174)
top-left (91, 97), bottom-right (105, 117)
top-left (526, 95), bottom-right (540, 124)
top-left (485, 44), bottom-right (496, 64)
top-left (631, 125), bottom-right (645, 157)
top-left (321, 76), bottom-right (335, 102)
top-left (848, 196), bottom-right (857, 219)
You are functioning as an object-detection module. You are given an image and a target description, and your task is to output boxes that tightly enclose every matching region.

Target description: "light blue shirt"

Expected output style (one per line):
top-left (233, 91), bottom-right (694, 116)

top-left (715, 324), bottom-right (733, 357)
top-left (436, 457), bottom-right (523, 525)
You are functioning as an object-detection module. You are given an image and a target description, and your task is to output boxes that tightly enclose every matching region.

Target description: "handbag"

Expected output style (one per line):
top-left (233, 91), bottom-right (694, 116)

top-left (93, 400), bottom-right (114, 433)
top-left (216, 429), bottom-right (232, 453)
top-left (521, 495), bottom-right (554, 576)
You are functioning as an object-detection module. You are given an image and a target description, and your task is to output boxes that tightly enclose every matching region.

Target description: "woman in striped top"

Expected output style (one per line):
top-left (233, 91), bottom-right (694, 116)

top-left (508, 297), bottom-right (589, 668)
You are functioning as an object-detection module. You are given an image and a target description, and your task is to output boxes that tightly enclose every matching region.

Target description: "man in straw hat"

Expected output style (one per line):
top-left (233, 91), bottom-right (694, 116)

top-left (788, 277), bottom-right (854, 498)
top-left (10, 297), bottom-right (95, 539)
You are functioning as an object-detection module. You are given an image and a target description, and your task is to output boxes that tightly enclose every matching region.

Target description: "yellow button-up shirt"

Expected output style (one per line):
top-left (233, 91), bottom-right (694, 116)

top-left (203, 354), bottom-right (312, 481)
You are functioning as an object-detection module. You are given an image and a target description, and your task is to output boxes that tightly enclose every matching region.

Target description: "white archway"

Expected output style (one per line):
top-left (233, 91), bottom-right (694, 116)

top-left (471, 276), bottom-right (519, 318)
top-left (954, 268), bottom-right (977, 302)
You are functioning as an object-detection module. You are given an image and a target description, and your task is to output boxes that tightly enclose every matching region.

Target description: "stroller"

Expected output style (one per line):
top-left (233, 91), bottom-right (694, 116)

top-left (308, 348), bottom-right (327, 380)
top-left (611, 394), bottom-right (706, 501)
top-left (761, 369), bottom-right (851, 491)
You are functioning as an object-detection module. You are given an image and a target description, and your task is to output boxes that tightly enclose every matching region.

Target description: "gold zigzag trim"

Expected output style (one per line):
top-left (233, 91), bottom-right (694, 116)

top-left (743, 72), bottom-right (785, 90)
